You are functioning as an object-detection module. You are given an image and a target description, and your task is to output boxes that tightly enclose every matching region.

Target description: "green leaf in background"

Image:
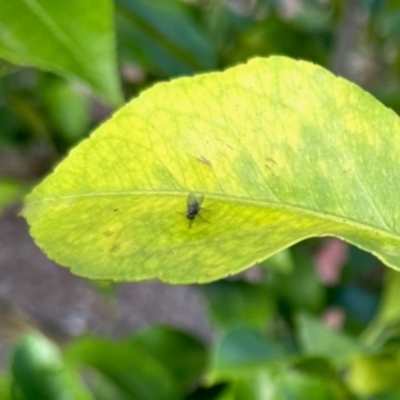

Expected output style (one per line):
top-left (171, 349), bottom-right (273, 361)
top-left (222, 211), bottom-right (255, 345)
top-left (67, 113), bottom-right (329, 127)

top-left (227, 14), bottom-right (328, 66)
top-left (116, 0), bottom-right (216, 76)
top-left (186, 383), bottom-right (228, 400)
top-left (131, 326), bottom-right (207, 389)
top-left (362, 269), bottom-right (400, 347)
top-left (0, 59), bottom-right (18, 78)
top-left (0, 374), bottom-right (11, 400)
top-left (268, 369), bottom-right (347, 400)
top-left (66, 337), bottom-right (180, 400)
top-left (212, 354), bottom-right (353, 400)
top-left (208, 327), bottom-right (285, 381)
top-left (259, 249), bottom-right (294, 274)
top-left (39, 75), bottom-right (91, 144)
top-left (297, 313), bottom-right (363, 367)
top-left (347, 352), bottom-right (400, 397)
top-left (22, 56), bottom-right (400, 283)
top-left (0, 0), bottom-right (122, 106)
top-left (0, 180), bottom-right (25, 213)
top-left (290, 356), bottom-right (355, 398)
top-left (202, 280), bottom-right (275, 332)
top-left (292, 356), bottom-right (338, 381)
top-left (213, 364), bottom-right (347, 400)
top-left (11, 333), bottom-right (93, 400)
top-left (271, 248), bottom-right (325, 313)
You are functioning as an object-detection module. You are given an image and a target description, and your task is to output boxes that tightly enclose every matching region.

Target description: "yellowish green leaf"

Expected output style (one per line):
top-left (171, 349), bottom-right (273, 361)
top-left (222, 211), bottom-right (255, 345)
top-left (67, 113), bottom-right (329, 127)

top-left (22, 56), bottom-right (400, 283)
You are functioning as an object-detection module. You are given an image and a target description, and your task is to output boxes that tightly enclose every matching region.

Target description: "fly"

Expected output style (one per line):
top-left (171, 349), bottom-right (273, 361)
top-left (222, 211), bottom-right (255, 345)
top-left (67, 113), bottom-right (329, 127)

top-left (186, 192), bottom-right (206, 227)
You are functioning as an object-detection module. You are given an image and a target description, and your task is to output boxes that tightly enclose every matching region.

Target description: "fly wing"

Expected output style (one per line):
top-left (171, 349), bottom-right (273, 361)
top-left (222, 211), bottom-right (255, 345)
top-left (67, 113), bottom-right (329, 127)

top-left (196, 194), bottom-right (205, 206)
top-left (187, 192), bottom-right (204, 207)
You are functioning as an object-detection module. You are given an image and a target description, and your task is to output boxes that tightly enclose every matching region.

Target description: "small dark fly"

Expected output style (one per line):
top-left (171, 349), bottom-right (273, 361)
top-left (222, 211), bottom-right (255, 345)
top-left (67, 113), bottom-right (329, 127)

top-left (186, 192), bottom-right (205, 227)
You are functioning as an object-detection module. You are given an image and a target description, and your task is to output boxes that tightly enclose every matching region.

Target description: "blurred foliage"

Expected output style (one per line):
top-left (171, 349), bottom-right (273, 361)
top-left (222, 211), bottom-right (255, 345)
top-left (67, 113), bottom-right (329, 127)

top-left (5, 244), bottom-right (400, 399)
top-left (0, 180), bottom-right (26, 213)
top-left (2, 0), bottom-right (400, 398)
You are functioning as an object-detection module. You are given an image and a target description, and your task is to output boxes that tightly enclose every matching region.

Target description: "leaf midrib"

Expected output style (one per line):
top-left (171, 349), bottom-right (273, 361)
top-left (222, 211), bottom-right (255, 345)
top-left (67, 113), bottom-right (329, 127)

top-left (25, 190), bottom-right (398, 241)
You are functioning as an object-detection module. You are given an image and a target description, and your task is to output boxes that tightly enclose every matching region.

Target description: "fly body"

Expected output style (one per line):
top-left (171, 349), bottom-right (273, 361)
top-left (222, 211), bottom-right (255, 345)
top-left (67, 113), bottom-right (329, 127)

top-left (186, 192), bottom-right (205, 227)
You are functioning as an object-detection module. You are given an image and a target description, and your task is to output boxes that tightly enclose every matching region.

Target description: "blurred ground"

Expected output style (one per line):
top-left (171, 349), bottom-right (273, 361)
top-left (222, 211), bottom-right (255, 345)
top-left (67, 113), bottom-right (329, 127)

top-left (0, 203), bottom-right (212, 369)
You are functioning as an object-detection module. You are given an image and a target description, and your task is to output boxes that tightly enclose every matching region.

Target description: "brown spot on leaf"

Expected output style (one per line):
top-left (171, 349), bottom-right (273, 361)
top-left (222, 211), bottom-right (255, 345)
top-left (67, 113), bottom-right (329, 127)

top-left (265, 157), bottom-right (277, 169)
top-left (197, 156), bottom-right (212, 167)
top-left (110, 243), bottom-right (121, 253)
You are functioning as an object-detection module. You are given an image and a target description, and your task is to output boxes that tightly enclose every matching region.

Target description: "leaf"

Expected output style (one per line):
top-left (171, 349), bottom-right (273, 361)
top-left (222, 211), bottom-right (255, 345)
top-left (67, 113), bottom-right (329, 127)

top-left (269, 369), bottom-right (347, 400)
top-left (0, 374), bottom-right (12, 400)
top-left (348, 352), bottom-right (400, 396)
top-left (22, 56), bottom-right (400, 283)
top-left (0, 0), bottom-right (122, 105)
top-left (131, 326), bottom-right (207, 389)
top-left (39, 75), bottom-right (90, 143)
top-left (377, 271), bottom-right (400, 328)
top-left (259, 249), bottom-right (294, 274)
top-left (212, 366), bottom-right (347, 400)
top-left (208, 327), bottom-right (285, 381)
top-left (271, 248), bottom-right (325, 313)
top-left (362, 269), bottom-right (400, 347)
top-left (228, 15), bottom-right (328, 66)
top-left (66, 337), bottom-right (180, 400)
top-left (186, 383), bottom-right (227, 400)
top-left (297, 314), bottom-right (363, 367)
top-left (116, 0), bottom-right (216, 76)
top-left (11, 333), bottom-right (93, 400)
top-left (202, 280), bottom-right (275, 332)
